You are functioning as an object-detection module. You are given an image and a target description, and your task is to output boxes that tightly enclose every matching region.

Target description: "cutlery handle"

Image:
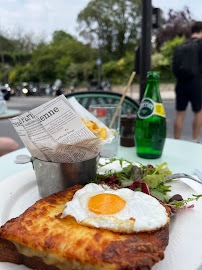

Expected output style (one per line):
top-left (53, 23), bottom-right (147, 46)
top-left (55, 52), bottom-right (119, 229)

top-left (165, 173), bottom-right (202, 185)
top-left (194, 169), bottom-right (202, 181)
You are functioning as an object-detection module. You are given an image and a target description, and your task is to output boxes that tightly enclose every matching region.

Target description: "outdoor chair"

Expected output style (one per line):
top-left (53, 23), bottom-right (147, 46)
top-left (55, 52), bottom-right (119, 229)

top-left (65, 91), bottom-right (139, 115)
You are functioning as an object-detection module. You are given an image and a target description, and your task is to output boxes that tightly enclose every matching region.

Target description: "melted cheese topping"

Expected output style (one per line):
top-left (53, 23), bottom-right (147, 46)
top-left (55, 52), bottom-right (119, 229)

top-left (14, 242), bottom-right (106, 270)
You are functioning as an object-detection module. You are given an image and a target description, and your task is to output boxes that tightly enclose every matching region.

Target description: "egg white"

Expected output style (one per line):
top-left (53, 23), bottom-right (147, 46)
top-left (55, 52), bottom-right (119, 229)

top-left (61, 183), bottom-right (170, 233)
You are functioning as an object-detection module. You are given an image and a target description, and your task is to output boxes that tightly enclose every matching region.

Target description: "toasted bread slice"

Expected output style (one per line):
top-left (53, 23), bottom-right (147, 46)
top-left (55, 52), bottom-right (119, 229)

top-left (0, 185), bottom-right (170, 270)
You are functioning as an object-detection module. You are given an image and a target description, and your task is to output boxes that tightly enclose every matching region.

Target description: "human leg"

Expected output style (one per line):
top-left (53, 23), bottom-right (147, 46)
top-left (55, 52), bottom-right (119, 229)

top-left (0, 137), bottom-right (19, 157)
top-left (174, 80), bottom-right (188, 139)
top-left (189, 75), bottom-right (202, 141)
top-left (174, 110), bottom-right (186, 139)
top-left (192, 109), bottom-right (202, 141)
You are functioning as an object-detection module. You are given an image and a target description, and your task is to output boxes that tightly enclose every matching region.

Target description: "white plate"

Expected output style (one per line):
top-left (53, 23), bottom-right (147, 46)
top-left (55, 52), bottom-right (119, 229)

top-left (0, 167), bottom-right (202, 270)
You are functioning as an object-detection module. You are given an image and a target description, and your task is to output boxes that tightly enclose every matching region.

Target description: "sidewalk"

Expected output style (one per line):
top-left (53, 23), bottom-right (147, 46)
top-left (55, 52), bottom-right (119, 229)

top-left (112, 83), bottom-right (175, 101)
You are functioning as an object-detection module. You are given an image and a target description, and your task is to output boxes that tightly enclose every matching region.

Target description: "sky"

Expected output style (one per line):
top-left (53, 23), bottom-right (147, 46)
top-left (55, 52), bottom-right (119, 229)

top-left (0, 0), bottom-right (202, 43)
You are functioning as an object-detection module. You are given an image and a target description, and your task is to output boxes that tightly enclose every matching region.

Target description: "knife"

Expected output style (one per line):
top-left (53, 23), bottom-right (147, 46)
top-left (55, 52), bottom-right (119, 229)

top-left (194, 169), bottom-right (202, 182)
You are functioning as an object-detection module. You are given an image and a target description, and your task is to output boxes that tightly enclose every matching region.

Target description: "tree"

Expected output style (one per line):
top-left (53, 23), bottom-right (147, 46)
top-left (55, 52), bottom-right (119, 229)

top-left (22, 31), bottom-right (97, 85)
top-left (155, 7), bottom-right (194, 50)
top-left (77, 0), bottom-right (141, 59)
top-left (52, 30), bottom-right (75, 43)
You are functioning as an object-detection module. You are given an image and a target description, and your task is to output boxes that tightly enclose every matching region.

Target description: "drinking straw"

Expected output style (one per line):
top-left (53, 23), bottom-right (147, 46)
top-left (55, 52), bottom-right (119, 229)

top-left (108, 71), bottom-right (136, 129)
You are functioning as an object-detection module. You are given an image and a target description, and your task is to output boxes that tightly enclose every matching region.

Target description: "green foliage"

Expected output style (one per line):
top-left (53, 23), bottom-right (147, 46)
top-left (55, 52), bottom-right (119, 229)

top-left (2, 51), bottom-right (31, 66)
top-left (0, 4), bottom-right (195, 87)
top-left (0, 2), bottom-right (198, 87)
top-left (77, 0), bottom-right (141, 59)
top-left (7, 32), bottom-right (97, 85)
top-left (102, 51), bottom-right (134, 84)
top-left (66, 61), bottom-right (96, 85)
top-left (35, 54), bottom-right (57, 82)
top-left (152, 36), bottom-right (185, 81)
top-left (9, 64), bottom-right (39, 84)
top-left (161, 36), bottom-right (185, 64)
top-left (0, 35), bottom-right (16, 52)
top-left (52, 30), bottom-right (75, 43)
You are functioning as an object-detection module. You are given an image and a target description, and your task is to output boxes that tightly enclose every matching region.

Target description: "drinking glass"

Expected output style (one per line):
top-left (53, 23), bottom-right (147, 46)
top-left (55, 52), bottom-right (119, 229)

top-left (89, 104), bottom-right (121, 157)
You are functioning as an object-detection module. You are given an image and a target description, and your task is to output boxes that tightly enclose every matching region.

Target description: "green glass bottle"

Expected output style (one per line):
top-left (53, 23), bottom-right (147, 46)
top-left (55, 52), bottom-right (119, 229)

top-left (135, 71), bottom-right (166, 159)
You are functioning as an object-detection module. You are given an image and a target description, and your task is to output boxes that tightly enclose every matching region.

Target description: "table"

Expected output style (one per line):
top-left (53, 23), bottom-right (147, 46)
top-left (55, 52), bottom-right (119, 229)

top-left (0, 138), bottom-right (202, 182)
top-left (0, 109), bottom-right (21, 120)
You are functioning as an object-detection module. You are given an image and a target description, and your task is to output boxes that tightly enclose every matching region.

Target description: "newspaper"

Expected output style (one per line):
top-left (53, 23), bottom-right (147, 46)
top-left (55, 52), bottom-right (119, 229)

top-left (10, 95), bottom-right (114, 163)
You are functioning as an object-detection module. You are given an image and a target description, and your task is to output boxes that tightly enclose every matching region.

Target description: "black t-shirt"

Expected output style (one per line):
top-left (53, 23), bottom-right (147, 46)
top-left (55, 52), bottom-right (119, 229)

top-left (197, 38), bottom-right (202, 73)
top-left (189, 38), bottom-right (202, 73)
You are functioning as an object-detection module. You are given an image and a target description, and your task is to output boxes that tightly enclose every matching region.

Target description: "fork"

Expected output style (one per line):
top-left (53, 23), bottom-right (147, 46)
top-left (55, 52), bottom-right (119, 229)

top-left (165, 173), bottom-right (202, 185)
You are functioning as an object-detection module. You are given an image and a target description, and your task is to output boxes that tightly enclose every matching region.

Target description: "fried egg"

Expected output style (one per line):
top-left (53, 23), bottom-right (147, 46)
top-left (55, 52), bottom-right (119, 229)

top-left (61, 183), bottom-right (170, 233)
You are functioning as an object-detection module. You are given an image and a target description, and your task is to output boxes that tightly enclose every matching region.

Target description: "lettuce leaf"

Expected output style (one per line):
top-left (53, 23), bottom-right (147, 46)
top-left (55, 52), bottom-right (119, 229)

top-left (156, 162), bottom-right (172, 177)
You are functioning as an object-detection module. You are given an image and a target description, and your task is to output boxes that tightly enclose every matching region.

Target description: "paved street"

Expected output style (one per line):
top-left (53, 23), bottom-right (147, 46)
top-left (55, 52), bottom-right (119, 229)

top-left (0, 95), bottom-right (201, 149)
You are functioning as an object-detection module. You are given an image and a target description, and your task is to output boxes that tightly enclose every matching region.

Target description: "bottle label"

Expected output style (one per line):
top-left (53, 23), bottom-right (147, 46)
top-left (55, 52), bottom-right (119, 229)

top-left (138, 98), bottom-right (166, 119)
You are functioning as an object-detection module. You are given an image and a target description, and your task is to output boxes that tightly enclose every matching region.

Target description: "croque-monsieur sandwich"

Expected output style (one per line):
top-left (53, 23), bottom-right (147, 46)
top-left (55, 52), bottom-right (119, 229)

top-left (0, 183), bottom-right (171, 270)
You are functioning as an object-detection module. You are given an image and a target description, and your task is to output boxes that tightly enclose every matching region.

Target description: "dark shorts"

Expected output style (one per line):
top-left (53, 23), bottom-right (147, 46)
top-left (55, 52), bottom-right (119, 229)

top-left (175, 75), bottom-right (202, 112)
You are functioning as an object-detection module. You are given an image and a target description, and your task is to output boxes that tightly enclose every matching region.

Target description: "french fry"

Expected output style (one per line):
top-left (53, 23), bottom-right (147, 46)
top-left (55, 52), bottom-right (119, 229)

top-left (81, 118), bottom-right (107, 140)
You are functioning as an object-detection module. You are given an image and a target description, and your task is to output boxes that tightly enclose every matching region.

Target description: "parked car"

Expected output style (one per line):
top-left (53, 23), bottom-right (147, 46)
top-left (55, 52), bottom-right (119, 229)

top-left (0, 86), bottom-right (11, 100)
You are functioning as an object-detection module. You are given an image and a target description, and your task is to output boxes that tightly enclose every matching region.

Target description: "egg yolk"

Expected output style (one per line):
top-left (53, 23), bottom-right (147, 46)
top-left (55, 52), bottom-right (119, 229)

top-left (88, 193), bottom-right (126, 215)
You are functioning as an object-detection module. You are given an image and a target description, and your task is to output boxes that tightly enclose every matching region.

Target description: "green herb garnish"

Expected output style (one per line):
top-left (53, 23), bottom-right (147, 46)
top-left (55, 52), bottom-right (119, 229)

top-left (165, 194), bottom-right (202, 211)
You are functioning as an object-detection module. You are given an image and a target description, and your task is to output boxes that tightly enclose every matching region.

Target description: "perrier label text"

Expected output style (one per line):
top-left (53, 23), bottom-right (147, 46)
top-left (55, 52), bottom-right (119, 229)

top-left (138, 98), bottom-right (166, 119)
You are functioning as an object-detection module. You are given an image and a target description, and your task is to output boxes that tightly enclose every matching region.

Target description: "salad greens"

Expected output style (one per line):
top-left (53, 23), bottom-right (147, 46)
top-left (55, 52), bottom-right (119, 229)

top-left (95, 158), bottom-right (202, 212)
top-left (96, 158), bottom-right (172, 202)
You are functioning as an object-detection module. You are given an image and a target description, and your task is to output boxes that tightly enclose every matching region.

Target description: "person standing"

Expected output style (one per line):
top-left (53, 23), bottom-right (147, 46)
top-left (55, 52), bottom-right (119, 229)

top-left (173, 21), bottom-right (202, 142)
